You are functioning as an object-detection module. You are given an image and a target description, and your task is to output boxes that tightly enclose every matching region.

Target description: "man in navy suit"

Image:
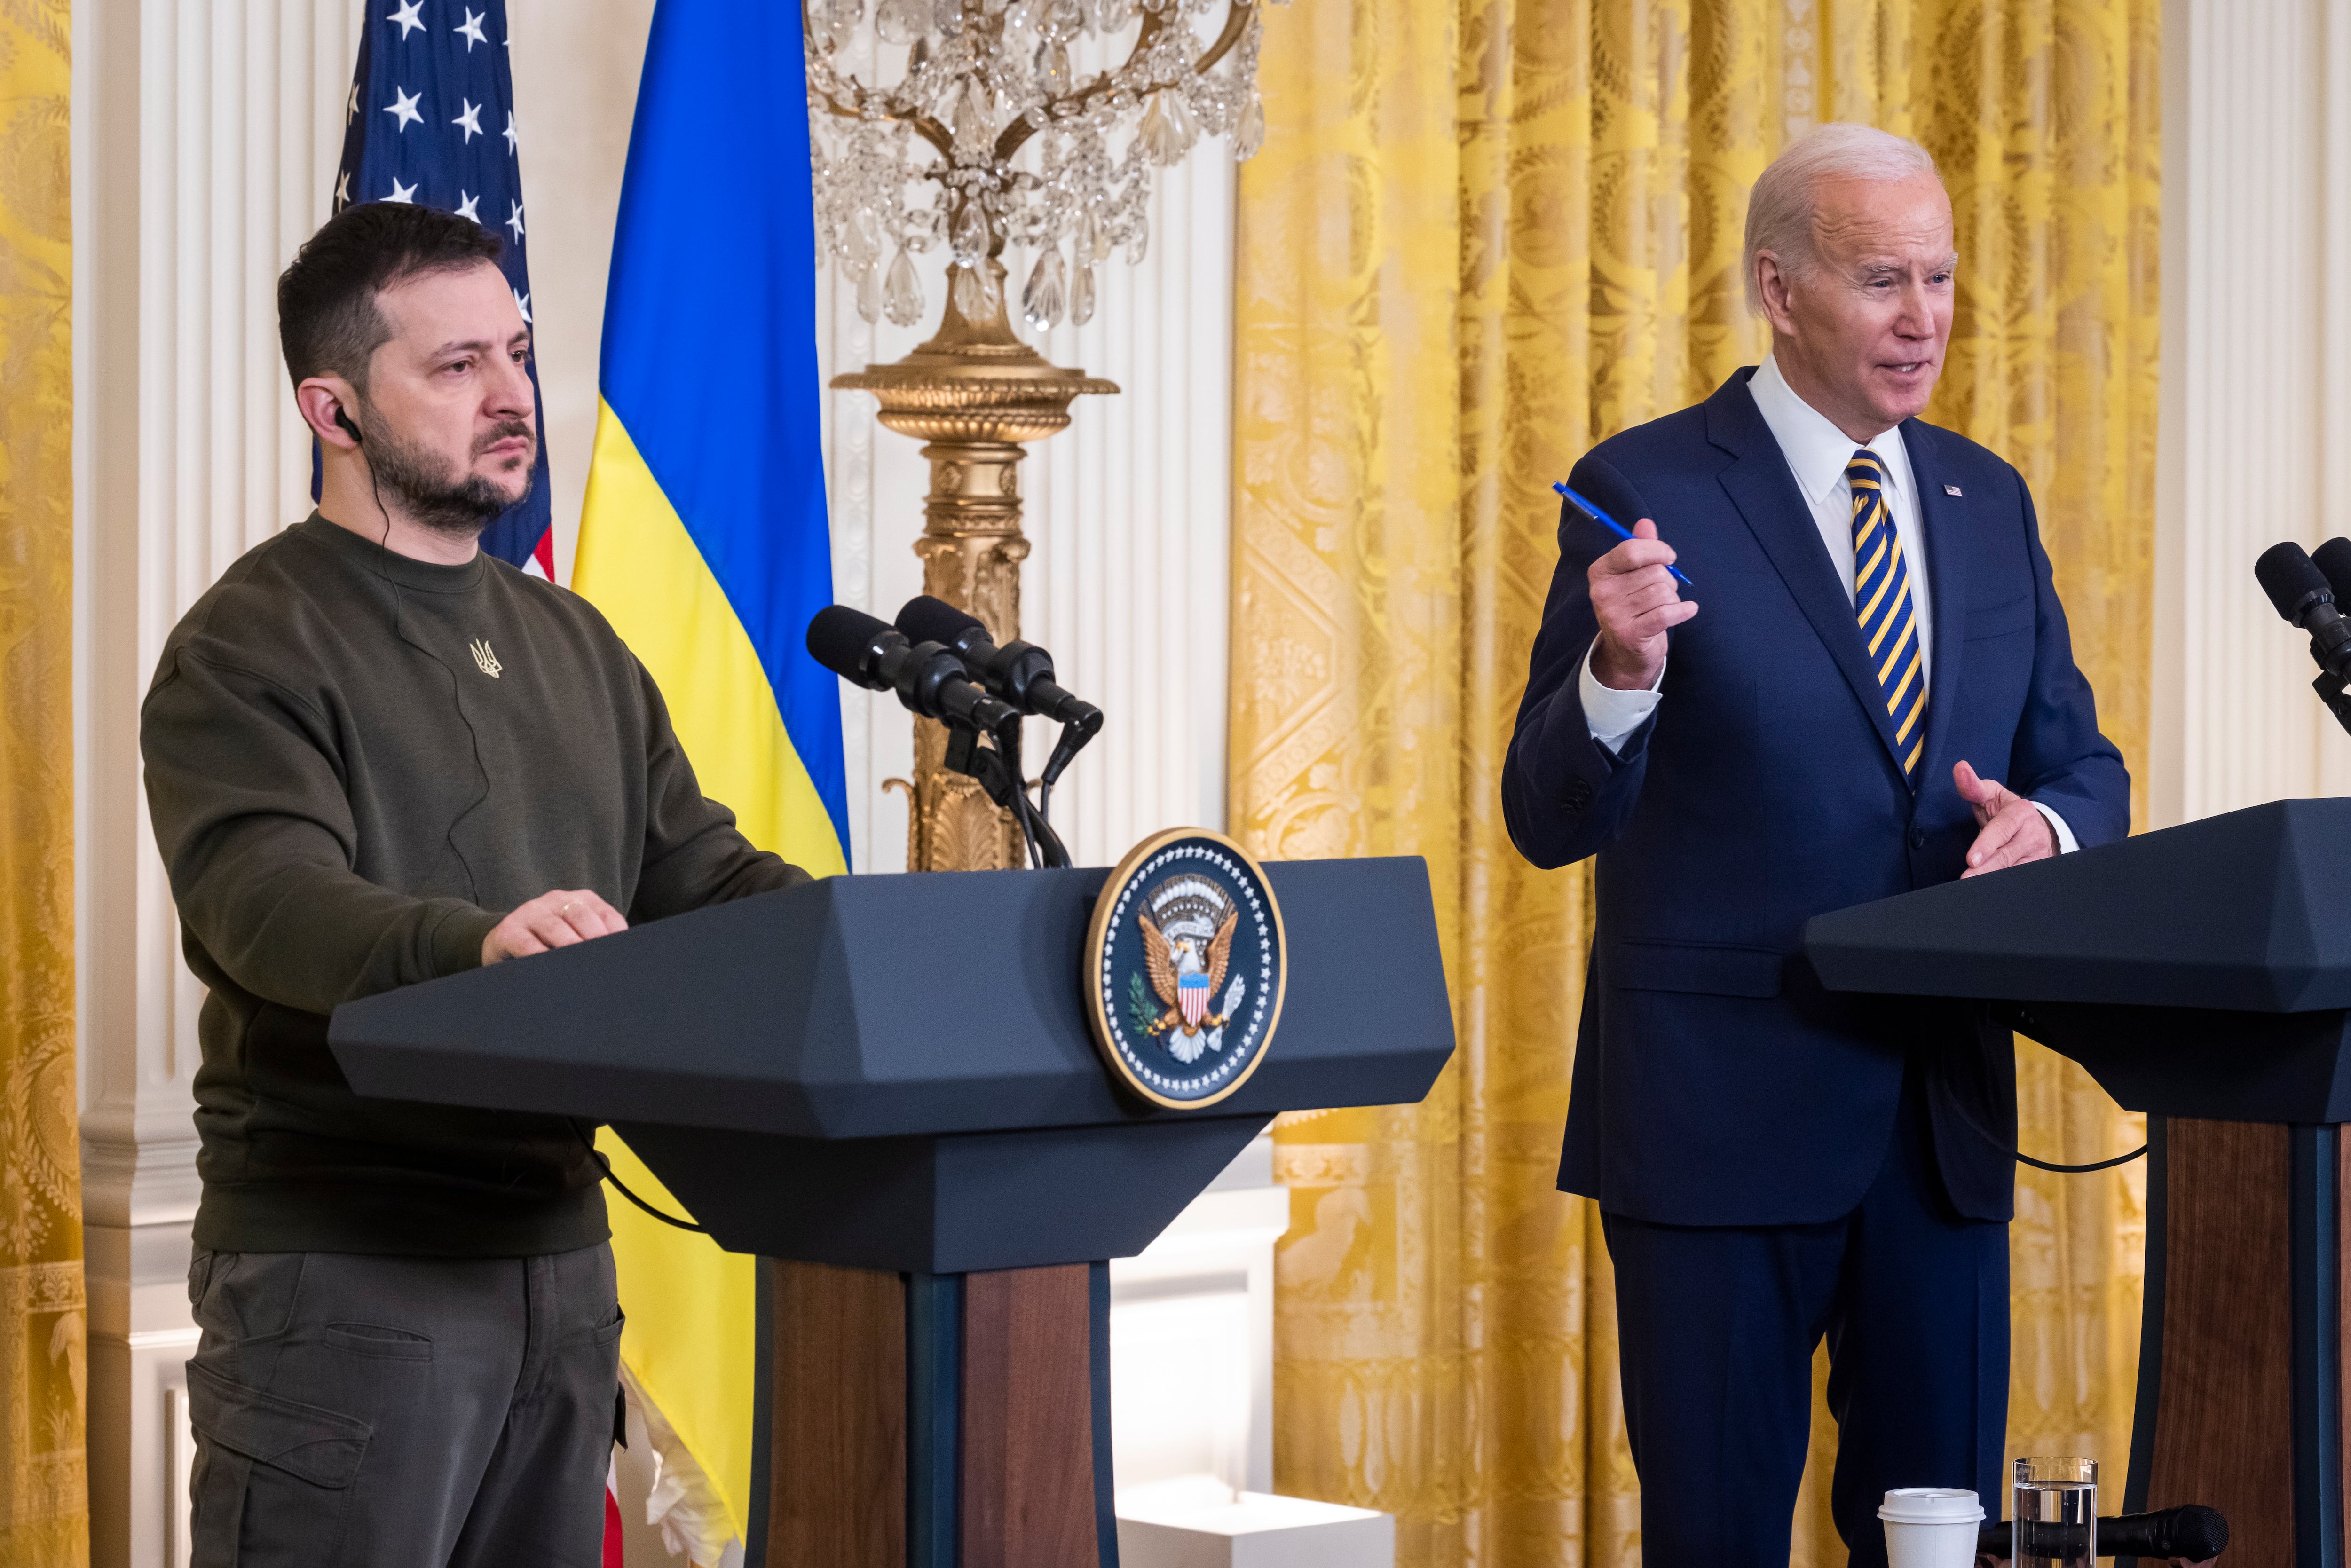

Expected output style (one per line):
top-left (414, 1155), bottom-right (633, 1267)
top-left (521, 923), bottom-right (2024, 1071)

top-left (1503, 124), bottom-right (2132, 1566)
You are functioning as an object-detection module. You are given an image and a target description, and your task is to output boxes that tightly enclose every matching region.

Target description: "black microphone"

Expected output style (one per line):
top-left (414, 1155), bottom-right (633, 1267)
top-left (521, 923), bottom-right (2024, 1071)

top-left (1974, 1504), bottom-right (2227, 1562)
top-left (2256, 541), bottom-right (2351, 678)
top-left (894, 595), bottom-right (1104, 734)
top-left (2315, 535), bottom-right (2351, 607)
top-left (805, 605), bottom-right (1018, 731)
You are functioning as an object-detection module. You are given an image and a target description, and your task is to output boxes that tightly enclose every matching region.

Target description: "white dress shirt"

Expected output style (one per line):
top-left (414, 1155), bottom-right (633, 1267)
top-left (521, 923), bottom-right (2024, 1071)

top-left (1576, 353), bottom-right (2076, 851)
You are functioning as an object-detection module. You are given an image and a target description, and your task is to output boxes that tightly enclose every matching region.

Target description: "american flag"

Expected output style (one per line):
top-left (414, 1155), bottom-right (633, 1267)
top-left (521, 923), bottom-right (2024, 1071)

top-left (327, 0), bottom-right (554, 578)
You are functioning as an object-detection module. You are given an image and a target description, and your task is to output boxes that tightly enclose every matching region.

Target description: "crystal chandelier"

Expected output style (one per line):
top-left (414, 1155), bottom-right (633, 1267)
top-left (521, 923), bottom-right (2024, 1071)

top-left (804, 0), bottom-right (1270, 337)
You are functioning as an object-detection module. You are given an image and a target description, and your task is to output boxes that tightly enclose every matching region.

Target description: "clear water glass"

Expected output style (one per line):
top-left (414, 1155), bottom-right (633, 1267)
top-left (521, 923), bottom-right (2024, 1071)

top-left (2013, 1456), bottom-right (2096, 1568)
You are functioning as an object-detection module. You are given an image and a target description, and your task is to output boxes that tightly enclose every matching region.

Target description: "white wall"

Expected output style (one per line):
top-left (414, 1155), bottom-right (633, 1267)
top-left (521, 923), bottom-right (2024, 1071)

top-left (2153, 0), bottom-right (2351, 823)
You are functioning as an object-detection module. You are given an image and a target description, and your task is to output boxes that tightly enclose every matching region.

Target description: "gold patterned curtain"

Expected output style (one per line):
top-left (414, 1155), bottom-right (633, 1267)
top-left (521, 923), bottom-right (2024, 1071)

top-left (1231, 0), bottom-right (2158, 1562)
top-left (0, 3), bottom-right (85, 1566)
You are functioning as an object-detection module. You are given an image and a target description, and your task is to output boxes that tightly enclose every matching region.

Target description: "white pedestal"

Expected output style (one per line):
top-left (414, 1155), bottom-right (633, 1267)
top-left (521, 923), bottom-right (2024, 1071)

top-left (1115, 1477), bottom-right (1396, 1568)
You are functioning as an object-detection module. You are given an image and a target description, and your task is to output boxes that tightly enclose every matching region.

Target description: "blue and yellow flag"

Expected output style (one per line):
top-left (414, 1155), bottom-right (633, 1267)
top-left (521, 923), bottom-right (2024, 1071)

top-left (572, 0), bottom-right (845, 1553)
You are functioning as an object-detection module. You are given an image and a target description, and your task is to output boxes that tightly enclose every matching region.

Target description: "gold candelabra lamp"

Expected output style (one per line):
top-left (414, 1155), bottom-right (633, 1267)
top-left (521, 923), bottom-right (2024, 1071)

top-left (806, 0), bottom-right (1270, 870)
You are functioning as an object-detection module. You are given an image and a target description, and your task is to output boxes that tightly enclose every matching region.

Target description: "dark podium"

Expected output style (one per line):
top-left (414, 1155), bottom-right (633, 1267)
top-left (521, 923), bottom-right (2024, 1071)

top-left (1806, 798), bottom-right (2351, 1568)
top-left (329, 857), bottom-right (1453, 1568)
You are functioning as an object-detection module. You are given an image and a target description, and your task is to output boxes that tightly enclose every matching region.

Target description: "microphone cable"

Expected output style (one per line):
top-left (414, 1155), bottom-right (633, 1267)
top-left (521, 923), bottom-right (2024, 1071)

top-left (2017, 1144), bottom-right (2146, 1174)
top-left (1937, 1048), bottom-right (2147, 1174)
top-left (570, 1120), bottom-right (707, 1232)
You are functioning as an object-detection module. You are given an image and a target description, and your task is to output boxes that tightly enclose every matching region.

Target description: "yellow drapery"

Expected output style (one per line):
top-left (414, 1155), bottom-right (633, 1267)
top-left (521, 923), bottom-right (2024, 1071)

top-left (0, 3), bottom-right (85, 1566)
top-left (1231, 0), bottom-right (2158, 1562)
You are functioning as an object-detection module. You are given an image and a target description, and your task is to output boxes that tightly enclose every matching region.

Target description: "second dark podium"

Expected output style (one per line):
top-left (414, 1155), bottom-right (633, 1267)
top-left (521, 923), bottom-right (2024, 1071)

top-left (1808, 798), bottom-right (2351, 1568)
top-left (329, 857), bottom-right (1454, 1568)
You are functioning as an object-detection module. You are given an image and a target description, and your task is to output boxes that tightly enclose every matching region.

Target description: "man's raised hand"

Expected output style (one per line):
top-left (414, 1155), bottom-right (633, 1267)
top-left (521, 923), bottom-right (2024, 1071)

top-left (1589, 518), bottom-right (1697, 691)
top-left (482, 889), bottom-right (629, 965)
top-left (1955, 760), bottom-right (2058, 879)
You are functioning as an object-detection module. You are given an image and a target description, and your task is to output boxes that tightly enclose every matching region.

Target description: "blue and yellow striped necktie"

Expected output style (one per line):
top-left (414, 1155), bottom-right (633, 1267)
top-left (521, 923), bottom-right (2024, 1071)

top-left (1848, 449), bottom-right (1926, 783)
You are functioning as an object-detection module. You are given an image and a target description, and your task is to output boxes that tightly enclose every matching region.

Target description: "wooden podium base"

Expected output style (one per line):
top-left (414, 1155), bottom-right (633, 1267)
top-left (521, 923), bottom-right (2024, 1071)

top-left (2128, 1118), bottom-right (2344, 1567)
top-left (760, 1259), bottom-right (1117, 1568)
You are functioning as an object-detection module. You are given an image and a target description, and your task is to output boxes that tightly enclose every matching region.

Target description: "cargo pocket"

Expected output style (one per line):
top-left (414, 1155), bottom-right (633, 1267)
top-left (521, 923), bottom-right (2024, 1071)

top-left (185, 1359), bottom-right (371, 1567)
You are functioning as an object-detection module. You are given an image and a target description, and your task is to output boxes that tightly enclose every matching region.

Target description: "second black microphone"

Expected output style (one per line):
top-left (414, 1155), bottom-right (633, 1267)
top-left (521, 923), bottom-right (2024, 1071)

top-left (805, 604), bottom-right (1018, 731)
top-left (896, 595), bottom-right (1104, 735)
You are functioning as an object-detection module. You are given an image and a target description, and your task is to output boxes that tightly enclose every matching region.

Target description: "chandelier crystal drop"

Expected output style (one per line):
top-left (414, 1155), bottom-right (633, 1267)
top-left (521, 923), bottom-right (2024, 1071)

top-left (1023, 245), bottom-right (1069, 331)
top-left (883, 245), bottom-right (926, 326)
top-left (805, 0), bottom-right (1273, 339)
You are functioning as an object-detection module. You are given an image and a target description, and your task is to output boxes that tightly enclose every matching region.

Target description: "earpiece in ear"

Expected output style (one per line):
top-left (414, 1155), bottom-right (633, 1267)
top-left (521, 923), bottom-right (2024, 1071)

top-left (333, 407), bottom-right (363, 445)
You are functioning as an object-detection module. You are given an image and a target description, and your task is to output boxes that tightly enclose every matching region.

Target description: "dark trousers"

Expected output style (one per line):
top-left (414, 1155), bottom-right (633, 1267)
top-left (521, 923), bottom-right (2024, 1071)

top-left (185, 1244), bottom-right (622, 1568)
top-left (1601, 1069), bottom-right (2008, 1568)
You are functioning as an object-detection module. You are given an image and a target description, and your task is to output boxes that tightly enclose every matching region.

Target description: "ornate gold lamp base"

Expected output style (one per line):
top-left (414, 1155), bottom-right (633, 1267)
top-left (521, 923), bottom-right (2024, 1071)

top-left (835, 260), bottom-right (1116, 872)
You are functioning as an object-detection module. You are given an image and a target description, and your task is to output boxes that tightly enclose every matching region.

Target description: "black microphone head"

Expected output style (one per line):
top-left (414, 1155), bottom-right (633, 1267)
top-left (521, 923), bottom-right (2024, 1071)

top-left (2316, 537), bottom-right (2351, 607)
top-left (896, 594), bottom-right (989, 649)
top-left (805, 604), bottom-right (894, 683)
top-left (2162, 1504), bottom-right (2228, 1561)
top-left (2256, 541), bottom-right (2334, 623)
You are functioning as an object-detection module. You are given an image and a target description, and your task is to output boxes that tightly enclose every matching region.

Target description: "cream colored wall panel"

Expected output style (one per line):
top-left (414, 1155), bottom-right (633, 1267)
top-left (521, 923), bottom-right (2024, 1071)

top-left (2154, 0), bottom-right (2351, 824)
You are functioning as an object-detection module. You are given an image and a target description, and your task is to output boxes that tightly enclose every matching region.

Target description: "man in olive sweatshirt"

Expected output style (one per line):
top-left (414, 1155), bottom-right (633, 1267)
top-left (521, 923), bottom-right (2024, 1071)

top-left (142, 202), bottom-right (806, 1567)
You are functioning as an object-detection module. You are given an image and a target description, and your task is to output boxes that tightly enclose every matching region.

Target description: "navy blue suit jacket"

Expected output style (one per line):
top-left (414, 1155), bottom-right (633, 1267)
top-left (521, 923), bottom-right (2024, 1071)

top-left (1503, 369), bottom-right (2130, 1227)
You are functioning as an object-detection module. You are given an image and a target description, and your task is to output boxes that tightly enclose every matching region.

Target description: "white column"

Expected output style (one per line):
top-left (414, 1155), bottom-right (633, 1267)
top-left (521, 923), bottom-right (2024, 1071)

top-left (2153, 0), bottom-right (2351, 824)
top-left (72, 3), bottom-right (359, 1563)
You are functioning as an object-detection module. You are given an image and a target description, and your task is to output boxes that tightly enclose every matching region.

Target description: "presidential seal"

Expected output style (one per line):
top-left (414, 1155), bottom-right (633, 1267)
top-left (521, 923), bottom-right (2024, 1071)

top-left (1083, 827), bottom-right (1286, 1109)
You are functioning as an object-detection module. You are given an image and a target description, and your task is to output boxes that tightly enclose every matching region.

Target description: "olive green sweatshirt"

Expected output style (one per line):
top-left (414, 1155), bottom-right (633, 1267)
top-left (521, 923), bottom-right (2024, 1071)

top-left (142, 513), bottom-right (808, 1256)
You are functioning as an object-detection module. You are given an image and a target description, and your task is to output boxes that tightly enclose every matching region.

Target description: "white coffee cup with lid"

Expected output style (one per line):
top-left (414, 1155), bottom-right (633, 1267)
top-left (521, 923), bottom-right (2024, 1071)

top-left (1879, 1487), bottom-right (1985, 1568)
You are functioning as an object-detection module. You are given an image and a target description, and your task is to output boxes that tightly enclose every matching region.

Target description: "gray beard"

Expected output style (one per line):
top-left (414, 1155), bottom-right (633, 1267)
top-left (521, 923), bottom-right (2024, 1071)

top-left (357, 409), bottom-right (534, 540)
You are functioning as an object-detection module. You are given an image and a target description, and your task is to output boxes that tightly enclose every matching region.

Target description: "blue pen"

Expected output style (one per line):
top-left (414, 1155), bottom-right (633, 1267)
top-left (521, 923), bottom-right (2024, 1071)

top-left (1554, 481), bottom-right (1694, 587)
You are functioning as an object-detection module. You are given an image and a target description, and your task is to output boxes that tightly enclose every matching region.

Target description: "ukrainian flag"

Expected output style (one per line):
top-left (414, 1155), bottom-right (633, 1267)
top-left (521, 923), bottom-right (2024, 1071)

top-left (571, 1), bottom-right (845, 1556)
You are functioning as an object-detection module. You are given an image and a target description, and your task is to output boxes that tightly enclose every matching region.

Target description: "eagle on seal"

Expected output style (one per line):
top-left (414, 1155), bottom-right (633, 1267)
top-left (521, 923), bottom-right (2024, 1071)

top-left (1140, 903), bottom-right (1239, 1042)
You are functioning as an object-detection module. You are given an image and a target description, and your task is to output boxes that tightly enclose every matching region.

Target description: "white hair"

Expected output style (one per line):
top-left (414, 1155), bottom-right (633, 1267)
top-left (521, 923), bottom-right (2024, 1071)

top-left (1744, 123), bottom-right (1941, 314)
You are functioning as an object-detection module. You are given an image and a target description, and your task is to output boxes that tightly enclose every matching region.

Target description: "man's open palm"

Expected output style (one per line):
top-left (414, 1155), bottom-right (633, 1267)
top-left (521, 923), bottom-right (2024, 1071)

top-left (1955, 760), bottom-right (2057, 878)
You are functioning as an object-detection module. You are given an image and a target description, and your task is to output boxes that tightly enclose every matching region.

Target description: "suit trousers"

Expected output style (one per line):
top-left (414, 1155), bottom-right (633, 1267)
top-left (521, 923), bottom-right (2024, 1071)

top-left (1601, 1066), bottom-right (2008, 1568)
top-left (183, 1243), bottom-right (623, 1568)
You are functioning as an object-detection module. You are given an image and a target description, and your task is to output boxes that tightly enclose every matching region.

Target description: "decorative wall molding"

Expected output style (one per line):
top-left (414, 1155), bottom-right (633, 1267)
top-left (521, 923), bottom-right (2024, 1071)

top-left (2152, 0), bottom-right (2351, 824)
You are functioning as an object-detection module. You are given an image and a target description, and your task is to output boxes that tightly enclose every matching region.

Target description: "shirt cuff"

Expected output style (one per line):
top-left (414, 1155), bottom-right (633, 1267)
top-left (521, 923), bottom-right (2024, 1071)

top-left (1580, 637), bottom-right (1665, 756)
top-left (2028, 801), bottom-right (2079, 855)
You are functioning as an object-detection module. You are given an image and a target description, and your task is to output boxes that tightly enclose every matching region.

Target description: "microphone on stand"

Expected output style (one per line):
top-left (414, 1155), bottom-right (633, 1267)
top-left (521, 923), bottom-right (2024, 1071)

top-left (894, 596), bottom-right (1104, 834)
top-left (805, 605), bottom-right (1018, 731)
top-left (807, 604), bottom-right (1069, 870)
top-left (2256, 541), bottom-right (2351, 676)
top-left (2256, 541), bottom-right (2351, 736)
top-left (2313, 535), bottom-right (2351, 606)
top-left (893, 595), bottom-right (1104, 734)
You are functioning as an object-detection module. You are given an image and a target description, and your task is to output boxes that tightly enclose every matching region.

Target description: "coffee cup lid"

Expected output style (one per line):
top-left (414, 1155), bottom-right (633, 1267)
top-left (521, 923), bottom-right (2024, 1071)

top-left (1878, 1487), bottom-right (1984, 1524)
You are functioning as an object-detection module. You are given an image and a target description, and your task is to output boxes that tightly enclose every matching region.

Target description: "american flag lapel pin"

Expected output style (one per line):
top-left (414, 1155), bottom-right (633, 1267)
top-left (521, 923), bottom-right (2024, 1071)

top-left (1944, 484), bottom-right (1964, 497)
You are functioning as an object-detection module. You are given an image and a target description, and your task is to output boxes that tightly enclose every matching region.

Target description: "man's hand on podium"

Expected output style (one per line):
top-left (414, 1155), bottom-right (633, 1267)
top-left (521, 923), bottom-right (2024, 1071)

top-left (1954, 759), bottom-right (2058, 879)
top-left (482, 889), bottom-right (629, 965)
